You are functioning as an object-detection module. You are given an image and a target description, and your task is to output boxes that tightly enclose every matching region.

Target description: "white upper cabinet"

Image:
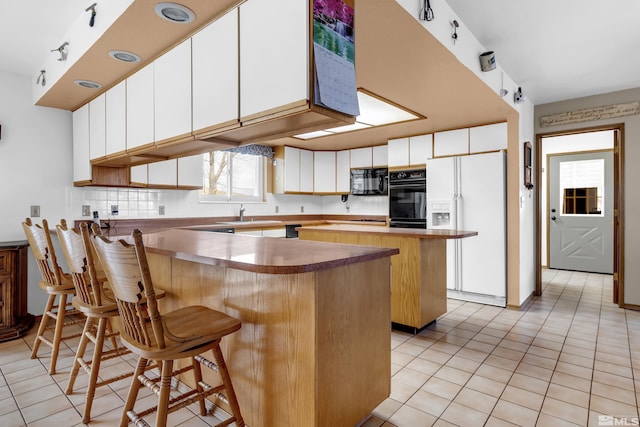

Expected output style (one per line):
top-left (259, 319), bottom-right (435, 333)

top-left (148, 159), bottom-right (177, 187)
top-left (130, 164), bottom-right (148, 186)
top-left (299, 148), bottom-right (314, 193)
top-left (434, 128), bottom-right (469, 157)
top-left (409, 134), bottom-right (433, 165)
top-left (192, 8), bottom-right (239, 134)
top-left (126, 62), bottom-right (154, 150)
top-left (89, 93), bottom-right (106, 161)
top-left (336, 150), bottom-right (351, 193)
top-left (314, 151), bottom-right (336, 193)
top-left (105, 80), bottom-right (126, 156)
top-left (469, 122), bottom-right (508, 153)
top-left (239, 0), bottom-right (309, 119)
top-left (388, 137), bottom-right (409, 167)
top-left (283, 146), bottom-right (301, 192)
top-left (177, 155), bottom-right (204, 188)
top-left (73, 104), bottom-right (91, 183)
top-left (350, 147), bottom-right (372, 168)
top-left (372, 145), bottom-right (388, 167)
top-left (154, 39), bottom-right (192, 143)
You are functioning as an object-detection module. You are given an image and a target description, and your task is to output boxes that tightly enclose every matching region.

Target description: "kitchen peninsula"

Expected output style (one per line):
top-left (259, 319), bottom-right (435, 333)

top-left (297, 224), bottom-right (478, 331)
top-left (137, 228), bottom-right (398, 427)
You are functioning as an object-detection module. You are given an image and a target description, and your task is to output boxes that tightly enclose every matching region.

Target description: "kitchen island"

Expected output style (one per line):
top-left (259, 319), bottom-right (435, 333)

top-left (137, 228), bottom-right (398, 427)
top-left (297, 224), bottom-right (478, 332)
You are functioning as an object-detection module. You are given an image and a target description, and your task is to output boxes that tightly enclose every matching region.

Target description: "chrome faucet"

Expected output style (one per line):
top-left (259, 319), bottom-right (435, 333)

top-left (239, 204), bottom-right (245, 222)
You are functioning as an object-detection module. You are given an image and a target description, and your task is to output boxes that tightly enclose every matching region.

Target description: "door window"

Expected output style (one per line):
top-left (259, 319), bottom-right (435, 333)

top-left (559, 159), bottom-right (604, 216)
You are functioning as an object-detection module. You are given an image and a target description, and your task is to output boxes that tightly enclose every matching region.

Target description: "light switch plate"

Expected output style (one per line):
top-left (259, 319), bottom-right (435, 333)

top-left (111, 205), bottom-right (119, 216)
top-left (159, 205), bottom-right (165, 215)
top-left (82, 205), bottom-right (91, 216)
top-left (30, 205), bottom-right (40, 217)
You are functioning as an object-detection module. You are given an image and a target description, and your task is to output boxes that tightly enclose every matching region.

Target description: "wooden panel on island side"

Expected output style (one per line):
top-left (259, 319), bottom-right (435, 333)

top-left (139, 229), bottom-right (397, 427)
top-left (297, 224), bottom-right (478, 332)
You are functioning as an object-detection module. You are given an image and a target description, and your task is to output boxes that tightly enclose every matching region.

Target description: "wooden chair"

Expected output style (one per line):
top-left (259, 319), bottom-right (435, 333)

top-left (21, 218), bottom-right (82, 374)
top-left (56, 221), bottom-right (133, 423)
top-left (90, 229), bottom-right (244, 427)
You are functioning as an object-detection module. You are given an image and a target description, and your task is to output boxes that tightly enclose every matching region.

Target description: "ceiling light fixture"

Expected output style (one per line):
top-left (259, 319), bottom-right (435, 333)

top-left (108, 50), bottom-right (142, 63)
top-left (294, 90), bottom-right (421, 140)
top-left (74, 80), bottom-right (102, 89)
top-left (154, 3), bottom-right (196, 23)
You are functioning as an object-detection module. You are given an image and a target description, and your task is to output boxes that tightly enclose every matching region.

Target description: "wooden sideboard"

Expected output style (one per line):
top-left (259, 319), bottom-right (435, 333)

top-left (0, 241), bottom-right (34, 342)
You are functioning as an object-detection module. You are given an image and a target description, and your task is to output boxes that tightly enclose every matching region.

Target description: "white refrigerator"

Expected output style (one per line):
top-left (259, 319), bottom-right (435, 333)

top-left (426, 151), bottom-right (507, 307)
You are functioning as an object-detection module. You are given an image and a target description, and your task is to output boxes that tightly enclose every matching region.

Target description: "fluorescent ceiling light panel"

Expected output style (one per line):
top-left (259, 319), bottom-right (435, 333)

top-left (293, 90), bottom-right (420, 139)
top-left (356, 91), bottom-right (419, 125)
top-left (325, 121), bottom-right (371, 133)
top-left (294, 130), bottom-right (335, 140)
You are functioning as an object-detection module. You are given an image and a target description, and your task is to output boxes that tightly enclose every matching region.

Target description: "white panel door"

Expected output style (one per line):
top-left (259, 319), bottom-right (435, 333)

top-left (89, 94), bottom-right (106, 160)
top-left (192, 8), bottom-right (239, 131)
top-left (409, 134), bottom-right (432, 165)
top-left (148, 159), bottom-right (177, 187)
top-left (388, 137), bottom-right (409, 167)
top-left (336, 150), bottom-right (351, 193)
top-left (350, 147), bottom-right (372, 168)
top-left (283, 146), bottom-right (300, 192)
top-left (105, 80), bottom-right (126, 156)
top-left (72, 104), bottom-right (91, 182)
top-left (469, 122), bottom-right (507, 153)
top-left (434, 128), bottom-right (469, 157)
top-left (372, 145), bottom-right (388, 167)
top-left (239, 0), bottom-right (308, 119)
top-left (178, 155), bottom-right (204, 188)
top-left (126, 62), bottom-right (154, 150)
top-left (154, 39), bottom-right (192, 142)
top-left (314, 151), bottom-right (336, 193)
top-left (549, 151), bottom-right (614, 273)
top-left (299, 149), bottom-right (314, 193)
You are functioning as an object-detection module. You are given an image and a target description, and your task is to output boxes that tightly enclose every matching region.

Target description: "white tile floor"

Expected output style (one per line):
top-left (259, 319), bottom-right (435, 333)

top-left (1, 269), bottom-right (636, 426)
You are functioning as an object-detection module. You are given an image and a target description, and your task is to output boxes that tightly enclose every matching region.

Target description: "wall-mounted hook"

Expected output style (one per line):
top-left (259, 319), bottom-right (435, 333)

top-left (36, 70), bottom-right (46, 86)
top-left (451, 20), bottom-right (459, 44)
top-left (51, 42), bottom-right (69, 62)
top-left (85, 3), bottom-right (97, 27)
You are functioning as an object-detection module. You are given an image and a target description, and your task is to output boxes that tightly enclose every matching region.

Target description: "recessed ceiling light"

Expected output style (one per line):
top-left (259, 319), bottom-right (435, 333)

top-left (155, 2), bottom-right (196, 23)
top-left (74, 80), bottom-right (102, 89)
top-left (108, 50), bottom-right (142, 63)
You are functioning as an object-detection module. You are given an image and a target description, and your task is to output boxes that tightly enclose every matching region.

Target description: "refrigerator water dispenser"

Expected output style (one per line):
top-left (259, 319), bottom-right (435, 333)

top-left (429, 200), bottom-right (453, 228)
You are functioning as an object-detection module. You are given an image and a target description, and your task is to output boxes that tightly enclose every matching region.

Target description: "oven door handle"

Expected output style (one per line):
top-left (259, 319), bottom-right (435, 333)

top-left (390, 182), bottom-right (426, 188)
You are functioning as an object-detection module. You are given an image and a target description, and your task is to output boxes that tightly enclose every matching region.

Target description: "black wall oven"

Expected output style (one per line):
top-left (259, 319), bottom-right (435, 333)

top-left (389, 169), bottom-right (427, 228)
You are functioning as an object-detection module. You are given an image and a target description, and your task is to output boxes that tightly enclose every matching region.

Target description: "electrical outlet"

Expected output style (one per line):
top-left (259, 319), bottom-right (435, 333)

top-left (111, 205), bottom-right (119, 216)
top-left (159, 205), bottom-right (165, 215)
top-left (82, 205), bottom-right (91, 216)
top-left (275, 205), bottom-right (279, 213)
top-left (300, 205), bottom-right (304, 213)
top-left (30, 205), bottom-right (40, 217)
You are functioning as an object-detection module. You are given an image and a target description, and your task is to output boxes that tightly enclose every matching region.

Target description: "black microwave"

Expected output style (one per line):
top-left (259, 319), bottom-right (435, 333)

top-left (350, 168), bottom-right (388, 196)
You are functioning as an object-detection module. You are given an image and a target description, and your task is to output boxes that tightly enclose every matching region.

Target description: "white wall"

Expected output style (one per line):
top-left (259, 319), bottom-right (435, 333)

top-left (0, 70), bottom-right (73, 314)
top-left (535, 87), bottom-right (640, 307)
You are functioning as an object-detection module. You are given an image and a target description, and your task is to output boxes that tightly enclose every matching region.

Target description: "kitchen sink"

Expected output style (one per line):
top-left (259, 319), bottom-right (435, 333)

top-left (218, 220), bottom-right (282, 225)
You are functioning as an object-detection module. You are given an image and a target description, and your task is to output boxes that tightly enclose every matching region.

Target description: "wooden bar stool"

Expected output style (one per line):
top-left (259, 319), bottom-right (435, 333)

top-left (21, 218), bottom-right (82, 375)
top-left (91, 229), bottom-right (245, 427)
top-left (56, 221), bottom-right (134, 423)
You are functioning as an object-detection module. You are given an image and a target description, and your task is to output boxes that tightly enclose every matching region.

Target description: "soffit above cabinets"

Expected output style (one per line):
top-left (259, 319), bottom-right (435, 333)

top-left (35, 0), bottom-right (246, 111)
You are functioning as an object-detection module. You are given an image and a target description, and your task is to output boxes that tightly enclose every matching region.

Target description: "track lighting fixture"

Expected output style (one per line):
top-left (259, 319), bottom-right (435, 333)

top-left (451, 20), bottom-right (459, 44)
top-left (85, 3), bottom-right (97, 27)
top-left (514, 87), bottom-right (525, 103)
top-left (51, 42), bottom-right (69, 62)
top-left (36, 70), bottom-right (46, 86)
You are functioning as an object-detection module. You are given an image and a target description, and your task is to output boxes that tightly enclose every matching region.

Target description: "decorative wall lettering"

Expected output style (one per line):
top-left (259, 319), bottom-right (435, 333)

top-left (540, 102), bottom-right (640, 127)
